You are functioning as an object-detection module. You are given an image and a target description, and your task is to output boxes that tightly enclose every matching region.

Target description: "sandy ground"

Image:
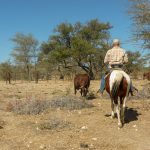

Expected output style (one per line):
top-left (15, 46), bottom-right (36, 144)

top-left (0, 79), bottom-right (149, 150)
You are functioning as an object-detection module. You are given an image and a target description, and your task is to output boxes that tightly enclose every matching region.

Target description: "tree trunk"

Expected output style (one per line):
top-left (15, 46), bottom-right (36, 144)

top-left (88, 70), bottom-right (95, 80)
top-left (35, 71), bottom-right (39, 84)
top-left (8, 72), bottom-right (11, 84)
top-left (26, 64), bottom-right (31, 81)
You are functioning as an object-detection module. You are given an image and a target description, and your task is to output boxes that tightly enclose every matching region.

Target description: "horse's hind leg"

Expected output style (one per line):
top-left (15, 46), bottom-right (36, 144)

top-left (111, 99), bottom-right (115, 119)
top-left (121, 97), bottom-right (127, 124)
top-left (116, 103), bottom-right (122, 128)
top-left (120, 98), bottom-right (124, 124)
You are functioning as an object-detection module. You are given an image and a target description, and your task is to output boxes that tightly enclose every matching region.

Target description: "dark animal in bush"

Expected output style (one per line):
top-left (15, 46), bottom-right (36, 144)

top-left (4, 72), bottom-right (12, 84)
top-left (74, 74), bottom-right (90, 97)
top-left (143, 72), bottom-right (150, 81)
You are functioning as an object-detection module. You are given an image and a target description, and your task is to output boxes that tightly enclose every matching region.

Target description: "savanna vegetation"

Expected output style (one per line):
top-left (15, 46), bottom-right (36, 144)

top-left (0, 1), bottom-right (150, 149)
top-left (0, 0), bottom-right (149, 83)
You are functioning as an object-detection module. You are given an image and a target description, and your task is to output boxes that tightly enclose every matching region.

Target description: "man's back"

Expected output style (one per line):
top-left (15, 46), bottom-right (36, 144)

top-left (104, 46), bottom-right (128, 66)
top-left (99, 39), bottom-right (136, 96)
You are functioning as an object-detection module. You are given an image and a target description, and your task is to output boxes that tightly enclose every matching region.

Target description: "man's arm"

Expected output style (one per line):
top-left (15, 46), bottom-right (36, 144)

top-left (123, 52), bottom-right (128, 64)
top-left (104, 51), bottom-right (110, 64)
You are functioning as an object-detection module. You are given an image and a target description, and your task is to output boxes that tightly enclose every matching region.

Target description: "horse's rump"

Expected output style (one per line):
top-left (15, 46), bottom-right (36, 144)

top-left (110, 71), bottom-right (123, 99)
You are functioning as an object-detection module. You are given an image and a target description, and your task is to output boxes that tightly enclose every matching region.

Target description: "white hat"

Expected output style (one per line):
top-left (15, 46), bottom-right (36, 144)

top-left (113, 39), bottom-right (120, 44)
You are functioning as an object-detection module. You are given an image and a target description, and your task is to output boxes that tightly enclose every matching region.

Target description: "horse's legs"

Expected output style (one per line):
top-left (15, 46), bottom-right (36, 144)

top-left (116, 103), bottom-right (122, 128)
top-left (120, 97), bottom-right (124, 124)
top-left (122, 97), bottom-right (127, 124)
top-left (111, 99), bottom-right (115, 119)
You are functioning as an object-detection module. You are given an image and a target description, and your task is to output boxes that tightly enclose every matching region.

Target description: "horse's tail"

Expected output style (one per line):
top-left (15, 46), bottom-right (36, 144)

top-left (110, 72), bottom-right (123, 99)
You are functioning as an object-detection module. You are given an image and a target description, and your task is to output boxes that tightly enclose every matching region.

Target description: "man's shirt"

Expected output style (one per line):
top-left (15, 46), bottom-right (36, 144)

top-left (104, 46), bottom-right (128, 65)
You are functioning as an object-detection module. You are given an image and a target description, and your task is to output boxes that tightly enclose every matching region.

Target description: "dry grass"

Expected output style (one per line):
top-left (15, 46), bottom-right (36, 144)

top-left (0, 79), bottom-right (150, 150)
top-left (50, 96), bottom-right (94, 110)
top-left (38, 117), bottom-right (71, 130)
top-left (6, 95), bottom-right (94, 115)
top-left (6, 99), bottom-right (51, 115)
top-left (129, 83), bottom-right (150, 100)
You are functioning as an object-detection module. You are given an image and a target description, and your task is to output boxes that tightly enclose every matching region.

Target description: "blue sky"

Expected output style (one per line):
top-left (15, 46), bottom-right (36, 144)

top-left (0, 0), bottom-right (140, 63)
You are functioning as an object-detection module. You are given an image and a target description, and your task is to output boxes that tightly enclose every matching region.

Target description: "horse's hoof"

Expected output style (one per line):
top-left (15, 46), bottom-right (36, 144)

top-left (118, 123), bottom-right (123, 128)
top-left (111, 115), bottom-right (115, 119)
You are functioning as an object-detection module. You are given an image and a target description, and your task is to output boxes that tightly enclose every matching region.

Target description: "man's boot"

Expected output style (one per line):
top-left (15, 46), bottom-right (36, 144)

top-left (130, 86), bottom-right (138, 96)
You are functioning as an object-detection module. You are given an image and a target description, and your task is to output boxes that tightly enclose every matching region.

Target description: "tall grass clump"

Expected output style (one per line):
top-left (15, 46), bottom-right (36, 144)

top-left (49, 95), bottom-right (94, 110)
top-left (6, 95), bottom-right (94, 115)
top-left (6, 99), bottom-right (51, 115)
top-left (39, 117), bottom-right (71, 130)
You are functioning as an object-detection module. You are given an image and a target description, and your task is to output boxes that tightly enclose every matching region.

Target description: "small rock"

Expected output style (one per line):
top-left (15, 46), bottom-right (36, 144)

top-left (57, 108), bottom-right (60, 111)
top-left (98, 103), bottom-right (101, 105)
top-left (89, 144), bottom-right (94, 148)
top-left (80, 143), bottom-right (88, 148)
top-left (36, 127), bottom-right (39, 130)
top-left (81, 126), bottom-right (88, 130)
top-left (27, 144), bottom-right (30, 148)
top-left (40, 145), bottom-right (46, 149)
top-left (78, 111), bottom-right (82, 114)
top-left (92, 138), bottom-right (97, 141)
top-left (133, 125), bottom-right (137, 128)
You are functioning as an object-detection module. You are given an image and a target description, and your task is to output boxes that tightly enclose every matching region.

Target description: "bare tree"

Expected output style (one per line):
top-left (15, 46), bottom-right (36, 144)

top-left (128, 0), bottom-right (150, 50)
top-left (11, 33), bottom-right (39, 81)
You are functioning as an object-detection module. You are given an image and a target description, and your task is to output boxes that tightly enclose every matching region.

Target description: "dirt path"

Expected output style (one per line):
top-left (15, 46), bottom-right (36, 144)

top-left (0, 80), bottom-right (149, 150)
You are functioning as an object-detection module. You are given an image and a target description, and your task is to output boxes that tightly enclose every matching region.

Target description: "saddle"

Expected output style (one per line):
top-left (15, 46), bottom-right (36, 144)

top-left (104, 68), bottom-right (122, 80)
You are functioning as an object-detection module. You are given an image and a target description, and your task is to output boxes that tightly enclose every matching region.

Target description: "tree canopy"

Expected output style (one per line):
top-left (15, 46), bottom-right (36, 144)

top-left (0, 18), bottom-right (148, 82)
top-left (11, 33), bottom-right (39, 80)
top-left (40, 19), bottom-right (112, 79)
top-left (129, 0), bottom-right (150, 50)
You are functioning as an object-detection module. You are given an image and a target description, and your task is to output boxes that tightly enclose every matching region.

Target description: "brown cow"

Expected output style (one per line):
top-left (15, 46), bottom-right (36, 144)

top-left (74, 74), bottom-right (90, 97)
top-left (143, 72), bottom-right (150, 81)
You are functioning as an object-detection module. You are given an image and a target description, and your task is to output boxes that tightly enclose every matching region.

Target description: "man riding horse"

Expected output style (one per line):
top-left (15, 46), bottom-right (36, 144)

top-left (99, 39), bottom-right (136, 96)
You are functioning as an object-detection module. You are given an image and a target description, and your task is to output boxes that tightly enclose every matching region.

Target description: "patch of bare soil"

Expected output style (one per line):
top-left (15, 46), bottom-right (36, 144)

top-left (0, 80), bottom-right (149, 150)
